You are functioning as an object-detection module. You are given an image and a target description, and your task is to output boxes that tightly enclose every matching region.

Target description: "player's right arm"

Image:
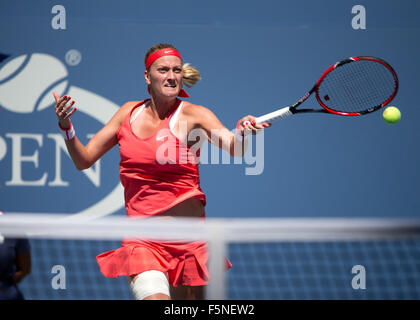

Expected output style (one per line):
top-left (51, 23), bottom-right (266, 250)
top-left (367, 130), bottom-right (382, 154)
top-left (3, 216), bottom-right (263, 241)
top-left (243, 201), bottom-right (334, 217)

top-left (53, 92), bottom-right (133, 170)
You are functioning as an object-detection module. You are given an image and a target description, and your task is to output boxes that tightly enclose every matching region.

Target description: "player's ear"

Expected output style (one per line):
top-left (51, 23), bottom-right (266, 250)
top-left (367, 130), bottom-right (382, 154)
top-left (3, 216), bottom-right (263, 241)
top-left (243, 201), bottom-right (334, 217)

top-left (144, 70), bottom-right (151, 85)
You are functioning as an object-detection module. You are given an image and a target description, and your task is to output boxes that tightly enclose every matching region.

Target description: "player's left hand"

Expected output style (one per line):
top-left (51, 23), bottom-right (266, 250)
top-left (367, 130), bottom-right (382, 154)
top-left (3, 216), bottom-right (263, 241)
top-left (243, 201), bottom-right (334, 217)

top-left (237, 115), bottom-right (271, 136)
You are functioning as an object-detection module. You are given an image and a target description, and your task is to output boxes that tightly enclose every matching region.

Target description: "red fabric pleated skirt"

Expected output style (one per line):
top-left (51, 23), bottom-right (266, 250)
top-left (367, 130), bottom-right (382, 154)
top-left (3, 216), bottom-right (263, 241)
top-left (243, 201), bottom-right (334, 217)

top-left (96, 239), bottom-right (232, 287)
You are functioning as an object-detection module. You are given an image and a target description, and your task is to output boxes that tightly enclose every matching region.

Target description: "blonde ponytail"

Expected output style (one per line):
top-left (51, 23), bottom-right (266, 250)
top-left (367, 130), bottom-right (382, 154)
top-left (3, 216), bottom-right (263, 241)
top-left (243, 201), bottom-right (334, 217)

top-left (182, 63), bottom-right (201, 88)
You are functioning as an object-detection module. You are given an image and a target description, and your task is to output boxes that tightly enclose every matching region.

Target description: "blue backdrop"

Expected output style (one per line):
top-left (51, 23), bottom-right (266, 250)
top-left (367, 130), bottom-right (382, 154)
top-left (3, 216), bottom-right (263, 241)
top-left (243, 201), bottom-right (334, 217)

top-left (0, 0), bottom-right (419, 300)
top-left (1, 0), bottom-right (419, 219)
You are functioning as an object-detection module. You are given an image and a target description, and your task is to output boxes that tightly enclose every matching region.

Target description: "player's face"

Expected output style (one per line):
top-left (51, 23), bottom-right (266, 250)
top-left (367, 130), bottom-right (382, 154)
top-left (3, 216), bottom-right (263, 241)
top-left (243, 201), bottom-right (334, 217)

top-left (146, 56), bottom-right (183, 98)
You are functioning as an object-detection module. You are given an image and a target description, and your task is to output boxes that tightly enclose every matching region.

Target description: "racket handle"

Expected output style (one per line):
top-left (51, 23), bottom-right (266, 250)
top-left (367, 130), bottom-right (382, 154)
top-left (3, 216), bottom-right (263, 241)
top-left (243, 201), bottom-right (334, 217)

top-left (255, 107), bottom-right (293, 124)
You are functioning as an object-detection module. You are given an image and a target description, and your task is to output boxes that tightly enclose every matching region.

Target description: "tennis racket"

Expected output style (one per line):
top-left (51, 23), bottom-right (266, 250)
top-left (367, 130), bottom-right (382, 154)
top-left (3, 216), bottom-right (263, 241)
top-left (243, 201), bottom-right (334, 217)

top-left (254, 56), bottom-right (399, 124)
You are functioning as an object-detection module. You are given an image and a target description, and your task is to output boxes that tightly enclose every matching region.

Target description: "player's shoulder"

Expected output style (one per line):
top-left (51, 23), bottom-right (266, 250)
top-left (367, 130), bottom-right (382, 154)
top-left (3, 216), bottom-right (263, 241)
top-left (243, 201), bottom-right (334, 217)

top-left (118, 100), bottom-right (144, 115)
top-left (109, 100), bottom-right (144, 125)
top-left (121, 100), bottom-right (144, 110)
top-left (181, 101), bottom-right (213, 117)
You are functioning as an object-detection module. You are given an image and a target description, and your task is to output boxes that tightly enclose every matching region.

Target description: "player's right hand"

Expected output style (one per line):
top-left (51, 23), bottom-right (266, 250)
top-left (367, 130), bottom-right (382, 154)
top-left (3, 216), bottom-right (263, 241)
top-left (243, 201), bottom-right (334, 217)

top-left (53, 91), bottom-right (77, 129)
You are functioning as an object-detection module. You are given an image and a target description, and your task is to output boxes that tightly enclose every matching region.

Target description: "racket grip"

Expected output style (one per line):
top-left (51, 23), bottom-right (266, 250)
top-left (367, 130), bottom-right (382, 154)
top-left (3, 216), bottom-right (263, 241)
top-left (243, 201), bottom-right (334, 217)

top-left (255, 107), bottom-right (293, 124)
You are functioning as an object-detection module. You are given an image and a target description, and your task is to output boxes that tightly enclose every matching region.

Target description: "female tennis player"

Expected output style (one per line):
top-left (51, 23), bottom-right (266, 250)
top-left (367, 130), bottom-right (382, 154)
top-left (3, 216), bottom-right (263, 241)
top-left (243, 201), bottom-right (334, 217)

top-left (53, 43), bottom-right (269, 300)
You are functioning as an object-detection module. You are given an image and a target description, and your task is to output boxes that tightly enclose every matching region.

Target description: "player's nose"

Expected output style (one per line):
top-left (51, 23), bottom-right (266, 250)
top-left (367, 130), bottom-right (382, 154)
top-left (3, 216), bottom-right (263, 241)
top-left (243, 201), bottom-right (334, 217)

top-left (166, 69), bottom-right (176, 79)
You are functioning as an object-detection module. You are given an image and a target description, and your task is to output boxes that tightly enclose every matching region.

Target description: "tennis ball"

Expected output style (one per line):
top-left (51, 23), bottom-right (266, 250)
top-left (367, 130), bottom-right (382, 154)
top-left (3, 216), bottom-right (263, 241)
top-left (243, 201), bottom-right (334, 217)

top-left (383, 106), bottom-right (401, 124)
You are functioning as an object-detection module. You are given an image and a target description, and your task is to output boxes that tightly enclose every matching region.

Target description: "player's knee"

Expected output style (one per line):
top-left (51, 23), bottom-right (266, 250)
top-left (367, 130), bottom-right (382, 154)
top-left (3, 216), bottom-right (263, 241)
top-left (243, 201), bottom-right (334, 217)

top-left (129, 270), bottom-right (170, 300)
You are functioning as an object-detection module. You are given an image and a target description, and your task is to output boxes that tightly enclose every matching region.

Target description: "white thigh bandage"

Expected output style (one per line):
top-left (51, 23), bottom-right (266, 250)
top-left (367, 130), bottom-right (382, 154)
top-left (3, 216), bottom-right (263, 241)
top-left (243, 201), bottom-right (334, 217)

top-left (129, 270), bottom-right (170, 300)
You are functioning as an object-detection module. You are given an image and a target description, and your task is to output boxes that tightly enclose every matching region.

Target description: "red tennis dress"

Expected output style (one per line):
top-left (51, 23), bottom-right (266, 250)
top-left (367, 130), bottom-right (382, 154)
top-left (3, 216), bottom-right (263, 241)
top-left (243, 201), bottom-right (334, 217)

top-left (96, 99), bottom-right (231, 286)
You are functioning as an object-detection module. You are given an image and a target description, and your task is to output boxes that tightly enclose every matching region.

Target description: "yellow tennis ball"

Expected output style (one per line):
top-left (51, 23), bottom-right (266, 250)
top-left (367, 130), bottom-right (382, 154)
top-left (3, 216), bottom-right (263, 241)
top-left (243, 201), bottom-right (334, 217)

top-left (383, 106), bottom-right (401, 124)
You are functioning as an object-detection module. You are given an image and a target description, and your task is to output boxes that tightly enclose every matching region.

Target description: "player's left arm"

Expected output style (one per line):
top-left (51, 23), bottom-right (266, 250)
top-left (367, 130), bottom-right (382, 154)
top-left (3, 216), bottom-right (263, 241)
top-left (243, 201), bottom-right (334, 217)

top-left (185, 104), bottom-right (268, 157)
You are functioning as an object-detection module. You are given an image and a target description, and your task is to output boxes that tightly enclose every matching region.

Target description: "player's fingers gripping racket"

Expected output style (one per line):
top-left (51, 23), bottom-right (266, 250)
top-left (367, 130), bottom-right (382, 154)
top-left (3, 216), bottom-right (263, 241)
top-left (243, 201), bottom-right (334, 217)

top-left (255, 56), bottom-right (399, 124)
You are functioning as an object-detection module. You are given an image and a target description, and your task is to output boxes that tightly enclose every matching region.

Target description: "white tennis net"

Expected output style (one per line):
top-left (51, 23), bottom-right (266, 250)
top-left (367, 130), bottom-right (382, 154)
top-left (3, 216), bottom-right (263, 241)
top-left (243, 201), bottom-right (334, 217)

top-left (1, 213), bottom-right (419, 300)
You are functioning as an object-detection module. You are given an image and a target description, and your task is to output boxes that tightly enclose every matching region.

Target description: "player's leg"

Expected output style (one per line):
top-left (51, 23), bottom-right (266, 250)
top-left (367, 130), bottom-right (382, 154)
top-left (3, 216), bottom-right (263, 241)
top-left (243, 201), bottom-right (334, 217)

top-left (129, 270), bottom-right (170, 300)
top-left (170, 285), bottom-right (205, 300)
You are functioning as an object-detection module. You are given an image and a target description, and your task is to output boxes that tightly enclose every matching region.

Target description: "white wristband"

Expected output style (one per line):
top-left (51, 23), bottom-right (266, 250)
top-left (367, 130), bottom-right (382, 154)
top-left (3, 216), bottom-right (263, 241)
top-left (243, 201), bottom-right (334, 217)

top-left (59, 121), bottom-right (76, 140)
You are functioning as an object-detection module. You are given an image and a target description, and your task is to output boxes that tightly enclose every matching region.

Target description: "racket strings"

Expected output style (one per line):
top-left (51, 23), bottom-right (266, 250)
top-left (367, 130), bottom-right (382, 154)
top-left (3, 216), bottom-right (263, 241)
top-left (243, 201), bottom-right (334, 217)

top-left (317, 60), bottom-right (397, 113)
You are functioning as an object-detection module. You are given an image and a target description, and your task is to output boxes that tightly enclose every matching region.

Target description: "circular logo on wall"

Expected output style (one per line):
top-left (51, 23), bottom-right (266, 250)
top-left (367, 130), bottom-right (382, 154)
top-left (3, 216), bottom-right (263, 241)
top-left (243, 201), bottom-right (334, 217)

top-left (0, 52), bottom-right (124, 219)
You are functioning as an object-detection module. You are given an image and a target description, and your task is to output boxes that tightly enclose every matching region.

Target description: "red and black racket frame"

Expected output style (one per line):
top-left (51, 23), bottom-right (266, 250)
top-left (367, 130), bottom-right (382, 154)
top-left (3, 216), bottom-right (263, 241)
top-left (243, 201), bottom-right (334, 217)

top-left (289, 56), bottom-right (399, 116)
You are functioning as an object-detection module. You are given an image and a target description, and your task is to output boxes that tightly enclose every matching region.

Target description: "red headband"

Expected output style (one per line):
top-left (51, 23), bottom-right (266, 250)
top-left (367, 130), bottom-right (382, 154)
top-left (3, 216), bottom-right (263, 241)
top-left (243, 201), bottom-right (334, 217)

top-left (145, 48), bottom-right (182, 70)
top-left (145, 48), bottom-right (189, 98)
